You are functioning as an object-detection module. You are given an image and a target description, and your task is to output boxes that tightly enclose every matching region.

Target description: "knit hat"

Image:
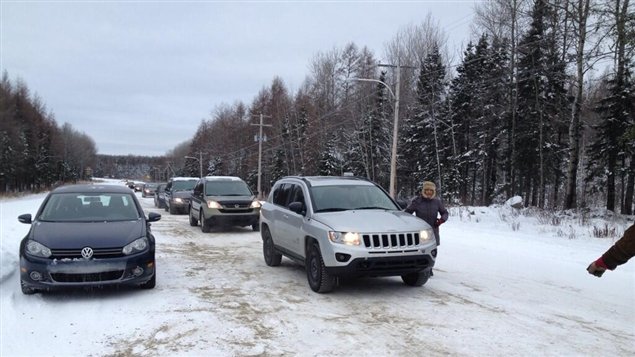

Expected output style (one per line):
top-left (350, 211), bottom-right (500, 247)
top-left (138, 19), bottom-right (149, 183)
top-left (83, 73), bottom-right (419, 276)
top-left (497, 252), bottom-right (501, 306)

top-left (422, 181), bottom-right (436, 197)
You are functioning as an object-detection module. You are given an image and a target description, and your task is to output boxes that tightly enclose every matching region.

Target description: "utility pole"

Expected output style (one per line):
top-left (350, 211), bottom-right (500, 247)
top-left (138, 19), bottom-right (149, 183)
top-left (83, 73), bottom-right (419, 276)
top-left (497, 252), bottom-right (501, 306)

top-left (251, 114), bottom-right (272, 199)
top-left (376, 62), bottom-right (415, 198)
top-left (381, 63), bottom-right (401, 198)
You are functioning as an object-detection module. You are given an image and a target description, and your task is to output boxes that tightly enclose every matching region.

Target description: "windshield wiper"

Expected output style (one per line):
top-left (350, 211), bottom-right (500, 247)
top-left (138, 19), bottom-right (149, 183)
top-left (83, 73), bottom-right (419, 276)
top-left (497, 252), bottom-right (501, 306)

top-left (315, 208), bottom-right (348, 213)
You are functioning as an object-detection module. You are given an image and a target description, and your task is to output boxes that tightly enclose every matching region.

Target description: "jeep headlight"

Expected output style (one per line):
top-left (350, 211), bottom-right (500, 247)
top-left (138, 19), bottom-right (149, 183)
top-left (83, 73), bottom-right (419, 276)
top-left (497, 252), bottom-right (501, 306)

top-left (207, 200), bottom-right (222, 209)
top-left (419, 229), bottom-right (434, 242)
top-left (122, 238), bottom-right (148, 255)
top-left (250, 200), bottom-right (261, 209)
top-left (26, 240), bottom-right (52, 258)
top-left (328, 231), bottom-right (360, 246)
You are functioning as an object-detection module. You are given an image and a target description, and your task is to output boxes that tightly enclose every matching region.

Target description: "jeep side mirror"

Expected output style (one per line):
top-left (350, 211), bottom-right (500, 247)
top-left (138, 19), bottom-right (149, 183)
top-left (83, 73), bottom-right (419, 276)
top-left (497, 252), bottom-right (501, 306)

top-left (396, 199), bottom-right (409, 210)
top-left (288, 201), bottom-right (305, 215)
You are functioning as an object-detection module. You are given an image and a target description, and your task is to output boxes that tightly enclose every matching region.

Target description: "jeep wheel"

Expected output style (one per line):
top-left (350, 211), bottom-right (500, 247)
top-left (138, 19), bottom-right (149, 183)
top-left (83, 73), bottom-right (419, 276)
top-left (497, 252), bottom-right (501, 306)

top-left (401, 271), bottom-right (430, 287)
top-left (306, 242), bottom-right (336, 293)
top-left (188, 207), bottom-right (198, 226)
top-left (200, 211), bottom-right (211, 233)
top-left (262, 227), bottom-right (281, 266)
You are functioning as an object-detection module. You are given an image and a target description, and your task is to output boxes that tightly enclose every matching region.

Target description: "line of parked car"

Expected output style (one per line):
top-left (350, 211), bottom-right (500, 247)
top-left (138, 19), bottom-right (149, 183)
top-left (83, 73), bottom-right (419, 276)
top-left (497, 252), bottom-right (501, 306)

top-left (18, 174), bottom-right (438, 295)
top-left (141, 176), bottom-right (261, 232)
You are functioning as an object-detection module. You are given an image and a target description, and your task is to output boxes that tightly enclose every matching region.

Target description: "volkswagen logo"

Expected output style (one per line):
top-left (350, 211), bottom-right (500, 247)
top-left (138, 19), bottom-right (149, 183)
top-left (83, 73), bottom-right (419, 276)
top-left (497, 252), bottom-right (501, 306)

top-left (81, 247), bottom-right (94, 259)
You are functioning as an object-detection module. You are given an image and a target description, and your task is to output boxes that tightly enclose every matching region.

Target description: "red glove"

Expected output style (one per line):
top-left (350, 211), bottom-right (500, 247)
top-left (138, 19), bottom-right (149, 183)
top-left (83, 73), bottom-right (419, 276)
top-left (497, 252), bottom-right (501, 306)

top-left (435, 218), bottom-right (445, 227)
top-left (587, 257), bottom-right (607, 277)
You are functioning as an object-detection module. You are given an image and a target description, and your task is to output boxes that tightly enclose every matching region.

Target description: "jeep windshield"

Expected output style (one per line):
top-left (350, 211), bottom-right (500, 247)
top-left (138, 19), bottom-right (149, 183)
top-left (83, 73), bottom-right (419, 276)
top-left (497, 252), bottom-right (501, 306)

top-left (172, 180), bottom-right (197, 191)
top-left (206, 181), bottom-right (253, 196)
top-left (311, 184), bottom-right (398, 212)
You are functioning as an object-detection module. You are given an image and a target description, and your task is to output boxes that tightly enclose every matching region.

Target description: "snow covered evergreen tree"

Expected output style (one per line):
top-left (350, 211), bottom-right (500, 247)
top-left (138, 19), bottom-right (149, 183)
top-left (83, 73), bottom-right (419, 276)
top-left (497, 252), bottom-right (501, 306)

top-left (515, 0), bottom-right (568, 208)
top-left (401, 43), bottom-right (447, 197)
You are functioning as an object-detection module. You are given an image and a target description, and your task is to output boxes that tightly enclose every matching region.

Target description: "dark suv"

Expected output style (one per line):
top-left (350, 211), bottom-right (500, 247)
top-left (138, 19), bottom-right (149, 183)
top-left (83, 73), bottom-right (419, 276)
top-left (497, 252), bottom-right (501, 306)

top-left (164, 177), bottom-right (198, 214)
top-left (188, 176), bottom-right (261, 232)
top-left (260, 176), bottom-right (437, 293)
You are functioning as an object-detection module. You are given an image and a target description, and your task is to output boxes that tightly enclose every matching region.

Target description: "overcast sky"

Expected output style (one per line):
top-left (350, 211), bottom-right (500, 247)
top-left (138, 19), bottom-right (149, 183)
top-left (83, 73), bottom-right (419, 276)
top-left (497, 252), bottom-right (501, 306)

top-left (1, 1), bottom-right (476, 156)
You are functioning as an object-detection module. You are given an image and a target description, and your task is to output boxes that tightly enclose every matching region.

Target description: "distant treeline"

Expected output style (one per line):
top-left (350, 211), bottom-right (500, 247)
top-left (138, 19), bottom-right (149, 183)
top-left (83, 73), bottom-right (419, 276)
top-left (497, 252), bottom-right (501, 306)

top-left (93, 155), bottom-right (169, 183)
top-left (0, 72), bottom-right (98, 192)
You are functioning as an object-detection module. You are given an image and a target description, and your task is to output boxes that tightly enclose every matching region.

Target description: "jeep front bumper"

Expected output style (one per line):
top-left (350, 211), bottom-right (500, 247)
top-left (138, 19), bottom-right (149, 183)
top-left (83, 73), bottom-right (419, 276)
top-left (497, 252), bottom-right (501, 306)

top-left (324, 252), bottom-right (435, 278)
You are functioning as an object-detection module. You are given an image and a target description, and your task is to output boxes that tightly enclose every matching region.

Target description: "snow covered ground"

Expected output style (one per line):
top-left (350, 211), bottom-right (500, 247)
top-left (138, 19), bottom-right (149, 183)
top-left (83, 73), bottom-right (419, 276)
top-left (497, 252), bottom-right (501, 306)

top-left (1, 179), bottom-right (633, 356)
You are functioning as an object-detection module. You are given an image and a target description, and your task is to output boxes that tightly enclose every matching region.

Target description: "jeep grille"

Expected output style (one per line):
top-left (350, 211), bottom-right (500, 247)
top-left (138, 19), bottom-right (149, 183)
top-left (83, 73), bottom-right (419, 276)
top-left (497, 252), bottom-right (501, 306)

top-left (362, 233), bottom-right (420, 249)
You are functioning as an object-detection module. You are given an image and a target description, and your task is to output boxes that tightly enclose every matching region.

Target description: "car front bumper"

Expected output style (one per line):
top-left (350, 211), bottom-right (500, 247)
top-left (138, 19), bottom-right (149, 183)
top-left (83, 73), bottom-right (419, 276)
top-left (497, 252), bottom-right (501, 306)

top-left (20, 250), bottom-right (155, 290)
top-left (324, 253), bottom-right (435, 278)
top-left (202, 207), bottom-right (260, 227)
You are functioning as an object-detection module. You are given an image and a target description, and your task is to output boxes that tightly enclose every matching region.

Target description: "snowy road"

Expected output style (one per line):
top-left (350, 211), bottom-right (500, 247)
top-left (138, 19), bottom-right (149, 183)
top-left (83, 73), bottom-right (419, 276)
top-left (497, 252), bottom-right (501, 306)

top-left (1, 192), bottom-right (633, 356)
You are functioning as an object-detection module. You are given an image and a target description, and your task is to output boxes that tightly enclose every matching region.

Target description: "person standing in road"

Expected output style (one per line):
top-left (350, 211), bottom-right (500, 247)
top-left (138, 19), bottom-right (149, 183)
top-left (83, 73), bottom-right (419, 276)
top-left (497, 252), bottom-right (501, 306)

top-left (404, 181), bottom-right (449, 246)
top-left (587, 223), bottom-right (635, 277)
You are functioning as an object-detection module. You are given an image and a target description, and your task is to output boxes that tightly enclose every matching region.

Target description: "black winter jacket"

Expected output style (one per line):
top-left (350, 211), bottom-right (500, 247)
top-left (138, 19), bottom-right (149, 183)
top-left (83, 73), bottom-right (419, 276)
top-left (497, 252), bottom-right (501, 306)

top-left (404, 196), bottom-right (448, 245)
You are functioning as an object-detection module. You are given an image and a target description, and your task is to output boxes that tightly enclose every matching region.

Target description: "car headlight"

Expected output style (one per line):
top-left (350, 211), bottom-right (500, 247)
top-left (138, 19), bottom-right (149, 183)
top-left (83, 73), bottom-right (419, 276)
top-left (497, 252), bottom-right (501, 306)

top-left (419, 229), bottom-right (434, 242)
top-left (26, 240), bottom-right (52, 258)
top-left (207, 200), bottom-right (222, 209)
top-left (250, 200), bottom-right (261, 209)
top-left (328, 231), bottom-right (360, 246)
top-left (122, 238), bottom-right (148, 255)
top-left (174, 198), bottom-right (183, 203)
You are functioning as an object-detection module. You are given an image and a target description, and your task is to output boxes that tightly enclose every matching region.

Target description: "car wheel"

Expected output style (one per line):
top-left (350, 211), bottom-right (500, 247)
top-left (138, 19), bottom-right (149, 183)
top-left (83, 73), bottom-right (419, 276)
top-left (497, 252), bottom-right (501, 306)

top-left (20, 279), bottom-right (37, 295)
top-left (401, 271), bottom-right (430, 287)
top-left (252, 223), bottom-right (260, 232)
top-left (189, 206), bottom-right (198, 226)
top-left (306, 241), bottom-right (336, 293)
top-left (140, 272), bottom-right (156, 289)
top-left (262, 227), bottom-right (282, 266)
top-left (200, 211), bottom-right (211, 233)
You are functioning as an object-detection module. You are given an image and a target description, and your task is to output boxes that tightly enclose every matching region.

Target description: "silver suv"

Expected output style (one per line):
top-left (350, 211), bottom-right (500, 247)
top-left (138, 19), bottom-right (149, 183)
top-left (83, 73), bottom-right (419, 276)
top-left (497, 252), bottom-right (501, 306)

top-left (188, 176), bottom-right (261, 232)
top-left (260, 176), bottom-right (437, 293)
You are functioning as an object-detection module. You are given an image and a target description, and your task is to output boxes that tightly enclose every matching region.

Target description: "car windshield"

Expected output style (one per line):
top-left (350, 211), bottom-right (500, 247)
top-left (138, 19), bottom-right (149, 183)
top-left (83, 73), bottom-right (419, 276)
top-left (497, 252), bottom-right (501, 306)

top-left (39, 193), bottom-right (141, 222)
top-left (311, 184), bottom-right (398, 212)
top-left (172, 180), bottom-right (197, 191)
top-left (206, 180), bottom-right (252, 196)
top-left (145, 183), bottom-right (158, 189)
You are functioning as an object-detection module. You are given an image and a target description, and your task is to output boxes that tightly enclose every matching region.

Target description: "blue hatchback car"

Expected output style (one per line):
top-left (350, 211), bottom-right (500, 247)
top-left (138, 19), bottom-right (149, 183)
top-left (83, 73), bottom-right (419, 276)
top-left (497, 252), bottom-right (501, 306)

top-left (18, 184), bottom-right (161, 294)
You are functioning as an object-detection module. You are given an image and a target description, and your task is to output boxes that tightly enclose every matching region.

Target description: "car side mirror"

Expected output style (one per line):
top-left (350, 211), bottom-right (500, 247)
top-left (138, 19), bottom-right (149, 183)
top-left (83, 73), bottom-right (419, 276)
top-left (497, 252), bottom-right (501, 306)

top-left (18, 214), bottom-right (32, 224)
top-left (288, 201), bottom-right (305, 215)
top-left (147, 212), bottom-right (162, 222)
top-left (396, 199), bottom-right (409, 210)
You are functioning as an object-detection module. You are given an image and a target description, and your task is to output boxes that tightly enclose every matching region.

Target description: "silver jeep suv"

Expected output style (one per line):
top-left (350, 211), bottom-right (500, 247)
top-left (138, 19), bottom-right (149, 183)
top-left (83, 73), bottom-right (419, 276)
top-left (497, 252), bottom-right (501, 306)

top-left (260, 176), bottom-right (437, 293)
